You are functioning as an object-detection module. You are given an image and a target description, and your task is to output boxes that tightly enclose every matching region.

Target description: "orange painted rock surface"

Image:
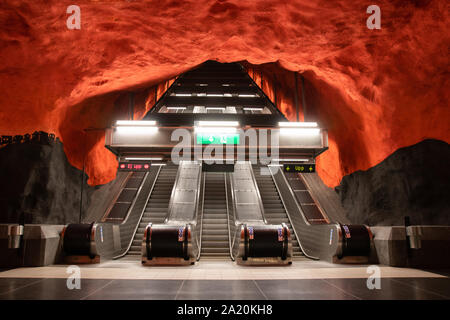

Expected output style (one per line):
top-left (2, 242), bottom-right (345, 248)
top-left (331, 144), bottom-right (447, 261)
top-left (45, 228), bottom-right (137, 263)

top-left (0, 0), bottom-right (448, 186)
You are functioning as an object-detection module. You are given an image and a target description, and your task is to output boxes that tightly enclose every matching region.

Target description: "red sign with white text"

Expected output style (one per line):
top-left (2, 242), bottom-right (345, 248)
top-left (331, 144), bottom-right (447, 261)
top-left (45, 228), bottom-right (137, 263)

top-left (118, 162), bottom-right (151, 172)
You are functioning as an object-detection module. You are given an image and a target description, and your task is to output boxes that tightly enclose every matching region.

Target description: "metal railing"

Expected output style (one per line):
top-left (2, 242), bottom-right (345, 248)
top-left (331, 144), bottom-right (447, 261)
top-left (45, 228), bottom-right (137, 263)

top-left (195, 172), bottom-right (206, 261)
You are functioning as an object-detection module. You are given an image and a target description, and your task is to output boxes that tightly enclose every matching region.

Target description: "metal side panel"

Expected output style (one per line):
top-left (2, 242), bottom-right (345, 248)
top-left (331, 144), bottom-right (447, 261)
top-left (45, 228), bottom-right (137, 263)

top-left (300, 172), bottom-right (351, 224)
top-left (231, 161), bottom-right (266, 223)
top-left (83, 171), bottom-right (131, 223)
top-left (93, 166), bottom-right (161, 259)
top-left (269, 166), bottom-right (341, 261)
top-left (167, 161), bottom-right (202, 223)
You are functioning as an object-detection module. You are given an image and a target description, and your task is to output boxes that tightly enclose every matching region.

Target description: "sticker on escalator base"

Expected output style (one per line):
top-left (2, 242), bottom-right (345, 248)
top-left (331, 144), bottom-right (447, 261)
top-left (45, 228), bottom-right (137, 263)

top-left (248, 227), bottom-right (254, 240)
top-left (343, 225), bottom-right (351, 239)
top-left (277, 228), bottom-right (284, 241)
top-left (329, 228), bottom-right (333, 245)
top-left (178, 227), bottom-right (185, 242)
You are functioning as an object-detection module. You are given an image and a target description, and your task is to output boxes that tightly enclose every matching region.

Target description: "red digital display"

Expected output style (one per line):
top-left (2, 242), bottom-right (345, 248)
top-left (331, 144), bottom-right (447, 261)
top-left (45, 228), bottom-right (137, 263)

top-left (118, 162), bottom-right (151, 172)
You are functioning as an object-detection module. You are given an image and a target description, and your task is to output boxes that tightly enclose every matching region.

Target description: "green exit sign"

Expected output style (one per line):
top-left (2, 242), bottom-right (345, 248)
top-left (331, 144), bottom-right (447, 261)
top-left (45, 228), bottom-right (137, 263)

top-left (196, 133), bottom-right (240, 145)
top-left (283, 163), bottom-right (315, 173)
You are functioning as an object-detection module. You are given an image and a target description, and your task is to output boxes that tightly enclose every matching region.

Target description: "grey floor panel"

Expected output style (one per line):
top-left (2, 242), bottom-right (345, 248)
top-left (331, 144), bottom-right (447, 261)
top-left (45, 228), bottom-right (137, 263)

top-left (255, 279), bottom-right (358, 300)
top-left (0, 278), bottom-right (112, 300)
top-left (0, 278), bottom-right (448, 300)
top-left (0, 278), bottom-right (45, 295)
top-left (176, 280), bottom-right (266, 300)
top-left (324, 278), bottom-right (449, 300)
top-left (83, 280), bottom-right (183, 300)
top-left (390, 278), bottom-right (450, 299)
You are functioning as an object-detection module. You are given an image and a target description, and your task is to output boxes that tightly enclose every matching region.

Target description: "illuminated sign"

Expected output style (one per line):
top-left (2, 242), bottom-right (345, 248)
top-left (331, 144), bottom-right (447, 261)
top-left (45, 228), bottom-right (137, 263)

top-left (196, 133), bottom-right (240, 145)
top-left (283, 163), bottom-right (315, 173)
top-left (118, 162), bottom-right (151, 172)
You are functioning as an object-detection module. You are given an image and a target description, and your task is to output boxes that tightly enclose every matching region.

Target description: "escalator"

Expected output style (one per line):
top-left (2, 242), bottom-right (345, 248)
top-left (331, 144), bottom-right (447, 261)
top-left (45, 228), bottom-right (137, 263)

top-left (229, 161), bottom-right (292, 265)
top-left (124, 164), bottom-right (178, 258)
top-left (252, 165), bottom-right (304, 259)
top-left (199, 172), bottom-right (230, 259)
top-left (268, 166), bottom-right (372, 262)
top-left (141, 161), bottom-right (202, 265)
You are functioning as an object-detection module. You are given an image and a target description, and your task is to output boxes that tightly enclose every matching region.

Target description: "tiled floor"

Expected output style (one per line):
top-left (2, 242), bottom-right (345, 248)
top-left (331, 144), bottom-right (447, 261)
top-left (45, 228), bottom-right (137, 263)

top-left (0, 259), bottom-right (448, 300)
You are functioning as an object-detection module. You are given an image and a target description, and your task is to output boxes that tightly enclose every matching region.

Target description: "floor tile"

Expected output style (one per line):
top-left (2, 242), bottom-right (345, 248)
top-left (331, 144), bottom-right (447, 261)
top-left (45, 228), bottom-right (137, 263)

top-left (324, 278), bottom-right (447, 300)
top-left (391, 278), bottom-right (450, 299)
top-left (176, 280), bottom-right (265, 300)
top-left (83, 280), bottom-right (183, 300)
top-left (0, 278), bottom-right (44, 295)
top-left (0, 278), bottom-right (111, 300)
top-left (255, 279), bottom-right (358, 300)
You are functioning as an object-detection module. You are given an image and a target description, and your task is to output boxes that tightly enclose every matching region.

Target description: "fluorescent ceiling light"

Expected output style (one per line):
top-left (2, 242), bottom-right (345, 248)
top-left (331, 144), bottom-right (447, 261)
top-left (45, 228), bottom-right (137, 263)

top-left (222, 84), bottom-right (231, 86)
top-left (272, 158), bottom-right (309, 162)
top-left (278, 122), bottom-right (318, 127)
top-left (279, 128), bottom-right (320, 135)
top-left (167, 107), bottom-right (186, 110)
top-left (125, 157), bottom-right (163, 161)
top-left (194, 127), bottom-right (237, 134)
top-left (206, 107), bottom-right (225, 110)
top-left (238, 94), bottom-right (257, 97)
top-left (243, 107), bottom-right (263, 111)
top-left (206, 94), bottom-right (223, 97)
top-left (116, 120), bottom-right (156, 126)
top-left (198, 84), bottom-right (208, 86)
top-left (197, 93), bottom-right (206, 96)
top-left (196, 121), bottom-right (239, 127)
top-left (116, 126), bottom-right (158, 134)
top-left (175, 93), bottom-right (191, 97)
top-left (224, 93), bottom-right (232, 97)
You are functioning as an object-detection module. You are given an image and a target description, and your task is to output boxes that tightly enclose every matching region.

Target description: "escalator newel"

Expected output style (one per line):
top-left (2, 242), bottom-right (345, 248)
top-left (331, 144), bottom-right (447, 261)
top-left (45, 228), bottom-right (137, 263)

top-left (338, 224), bottom-right (372, 258)
top-left (62, 223), bottom-right (99, 263)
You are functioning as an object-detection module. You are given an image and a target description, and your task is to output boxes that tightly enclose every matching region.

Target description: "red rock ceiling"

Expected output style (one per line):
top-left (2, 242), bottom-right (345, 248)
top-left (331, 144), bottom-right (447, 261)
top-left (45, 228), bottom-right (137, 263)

top-left (0, 0), bottom-right (448, 187)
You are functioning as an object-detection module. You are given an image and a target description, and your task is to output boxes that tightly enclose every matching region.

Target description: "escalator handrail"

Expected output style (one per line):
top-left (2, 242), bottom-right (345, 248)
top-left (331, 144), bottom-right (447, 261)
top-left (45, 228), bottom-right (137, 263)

top-left (165, 161), bottom-right (184, 223)
top-left (224, 172), bottom-right (235, 261)
top-left (196, 171), bottom-right (206, 261)
top-left (268, 165), bottom-right (320, 260)
top-left (113, 165), bottom-right (162, 259)
top-left (247, 162), bottom-right (268, 224)
top-left (228, 171), bottom-right (239, 260)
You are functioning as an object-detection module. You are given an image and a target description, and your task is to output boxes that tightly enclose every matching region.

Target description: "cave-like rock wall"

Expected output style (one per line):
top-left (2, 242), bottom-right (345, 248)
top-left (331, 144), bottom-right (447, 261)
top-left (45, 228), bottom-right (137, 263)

top-left (0, 135), bottom-right (93, 224)
top-left (336, 139), bottom-right (450, 226)
top-left (0, 0), bottom-right (448, 187)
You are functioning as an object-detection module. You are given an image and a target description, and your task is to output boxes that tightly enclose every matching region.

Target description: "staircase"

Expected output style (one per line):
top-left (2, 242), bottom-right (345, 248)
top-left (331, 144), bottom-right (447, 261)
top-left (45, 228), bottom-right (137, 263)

top-left (200, 172), bottom-right (230, 259)
top-left (252, 166), bottom-right (304, 258)
top-left (124, 165), bottom-right (178, 258)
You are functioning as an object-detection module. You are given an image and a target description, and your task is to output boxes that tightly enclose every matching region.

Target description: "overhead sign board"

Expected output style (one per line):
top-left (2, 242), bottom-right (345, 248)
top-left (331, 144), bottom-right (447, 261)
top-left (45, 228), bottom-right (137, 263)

top-left (283, 163), bottom-right (315, 173)
top-left (118, 162), bottom-right (151, 172)
top-left (196, 133), bottom-right (240, 145)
